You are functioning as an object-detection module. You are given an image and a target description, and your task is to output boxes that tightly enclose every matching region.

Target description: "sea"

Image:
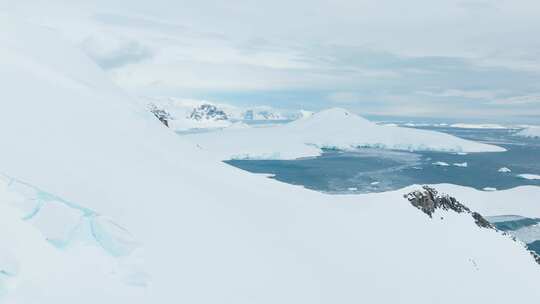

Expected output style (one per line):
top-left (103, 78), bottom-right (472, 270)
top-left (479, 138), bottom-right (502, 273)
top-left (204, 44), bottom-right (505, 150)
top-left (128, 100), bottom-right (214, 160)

top-left (226, 126), bottom-right (540, 194)
top-left (180, 122), bottom-right (540, 253)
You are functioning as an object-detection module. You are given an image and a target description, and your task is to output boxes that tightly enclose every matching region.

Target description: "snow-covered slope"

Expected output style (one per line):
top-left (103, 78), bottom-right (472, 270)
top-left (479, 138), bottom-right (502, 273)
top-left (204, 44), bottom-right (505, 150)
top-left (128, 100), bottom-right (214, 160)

top-left (183, 108), bottom-right (505, 160)
top-left (1, 18), bottom-right (540, 304)
top-left (434, 184), bottom-right (540, 218)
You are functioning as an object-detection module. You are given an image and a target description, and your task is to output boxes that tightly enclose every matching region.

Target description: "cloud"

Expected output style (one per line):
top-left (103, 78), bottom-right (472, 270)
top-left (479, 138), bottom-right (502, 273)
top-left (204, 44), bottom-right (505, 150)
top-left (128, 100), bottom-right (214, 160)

top-left (417, 89), bottom-right (499, 100)
top-left (327, 92), bottom-right (364, 104)
top-left (80, 35), bottom-right (154, 69)
top-left (491, 94), bottom-right (540, 105)
top-left (457, 1), bottom-right (500, 11)
top-left (6, 0), bottom-right (540, 122)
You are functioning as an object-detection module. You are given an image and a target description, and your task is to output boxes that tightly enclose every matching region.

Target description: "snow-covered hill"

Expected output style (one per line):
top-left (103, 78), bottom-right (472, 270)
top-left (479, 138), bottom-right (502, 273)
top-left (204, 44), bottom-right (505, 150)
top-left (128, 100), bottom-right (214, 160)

top-left (1, 17), bottom-right (540, 304)
top-left (183, 108), bottom-right (505, 160)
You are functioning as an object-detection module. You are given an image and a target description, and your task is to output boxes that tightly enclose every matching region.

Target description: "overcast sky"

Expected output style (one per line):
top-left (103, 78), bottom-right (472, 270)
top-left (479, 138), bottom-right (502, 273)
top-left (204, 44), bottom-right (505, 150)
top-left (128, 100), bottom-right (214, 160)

top-left (3, 0), bottom-right (540, 122)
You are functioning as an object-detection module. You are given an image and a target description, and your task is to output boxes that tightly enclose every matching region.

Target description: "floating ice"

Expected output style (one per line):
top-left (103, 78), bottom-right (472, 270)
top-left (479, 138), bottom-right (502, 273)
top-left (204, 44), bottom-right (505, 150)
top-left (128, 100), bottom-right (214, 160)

top-left (515, 126), bottom-right (540, 138)
top-left (517, 174), bottom-right (540, 180)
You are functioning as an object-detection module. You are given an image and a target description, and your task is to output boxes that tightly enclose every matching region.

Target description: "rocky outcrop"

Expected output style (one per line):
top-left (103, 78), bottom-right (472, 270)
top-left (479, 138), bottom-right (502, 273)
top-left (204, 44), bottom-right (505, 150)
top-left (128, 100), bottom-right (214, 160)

top-left (405, 186), bottom-right (479, 221)
top-left (190, 104), bottom-right (228, 121)
top-left (532, 251), bottom-right (540, 264)
top-left (405, 186), bottom-right (539, 265)
top-left (471, 212), bottom-right (494, 229)
top-left (148, 103), bottom-right (171, 127)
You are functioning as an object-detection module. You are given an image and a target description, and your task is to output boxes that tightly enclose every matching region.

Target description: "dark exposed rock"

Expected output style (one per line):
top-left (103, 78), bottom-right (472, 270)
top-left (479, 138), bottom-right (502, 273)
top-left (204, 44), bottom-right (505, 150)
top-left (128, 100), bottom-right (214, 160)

top-left (405, 186), bottom-right (539, 266)
top-left (190, 104), bottom-right (228, 121)
top-left (147, 103), bottom-right (171, 127)
top-left (472, 212), bottom-right (494, 229)
top-left (404, 186), bottom-right (470, 218)
top-left (532, 251), bottom-right (540, 264)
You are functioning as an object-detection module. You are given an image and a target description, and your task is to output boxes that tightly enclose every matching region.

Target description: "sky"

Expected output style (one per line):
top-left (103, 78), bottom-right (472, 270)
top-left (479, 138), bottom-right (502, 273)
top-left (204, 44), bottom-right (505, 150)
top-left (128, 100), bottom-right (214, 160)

top-left (2, 0), bottom-right (540, 122)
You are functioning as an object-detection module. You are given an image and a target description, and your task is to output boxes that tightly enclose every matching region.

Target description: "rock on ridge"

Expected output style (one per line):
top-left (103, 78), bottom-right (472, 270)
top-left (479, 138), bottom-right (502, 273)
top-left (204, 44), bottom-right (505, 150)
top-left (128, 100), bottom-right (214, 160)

top-left (405, 186), bottom-right (540, 264)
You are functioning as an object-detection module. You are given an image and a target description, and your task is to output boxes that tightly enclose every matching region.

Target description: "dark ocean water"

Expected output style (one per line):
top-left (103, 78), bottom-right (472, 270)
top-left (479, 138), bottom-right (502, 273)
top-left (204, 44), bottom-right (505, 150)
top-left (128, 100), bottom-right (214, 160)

top-left (226, 127), bottom-right (540, 194)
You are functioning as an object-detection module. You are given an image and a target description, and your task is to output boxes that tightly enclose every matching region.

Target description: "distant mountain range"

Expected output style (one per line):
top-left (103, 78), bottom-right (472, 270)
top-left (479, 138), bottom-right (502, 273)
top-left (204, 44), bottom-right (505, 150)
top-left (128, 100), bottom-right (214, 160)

top-left (142, 97), bottom-right (312, 124)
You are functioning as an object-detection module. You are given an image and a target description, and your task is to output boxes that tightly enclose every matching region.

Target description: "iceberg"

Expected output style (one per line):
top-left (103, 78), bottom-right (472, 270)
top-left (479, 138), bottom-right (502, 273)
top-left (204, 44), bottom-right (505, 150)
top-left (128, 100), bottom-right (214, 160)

top-left (516, 126), bottom-right (540, 138)
top-left (518, 174), bottom-right (540, 180)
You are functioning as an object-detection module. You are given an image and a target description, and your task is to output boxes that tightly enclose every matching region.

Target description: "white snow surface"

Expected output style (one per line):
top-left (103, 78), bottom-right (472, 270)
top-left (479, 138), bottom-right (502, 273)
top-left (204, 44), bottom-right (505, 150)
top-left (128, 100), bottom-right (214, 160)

top-left (183, 108), bottom-right (505, 160)
top-left (169, 117), bottom-right (233, 131)
top-left (435, 184), bottom-right (540, 218)
top-left (1, 18), bottom-right (540, 303)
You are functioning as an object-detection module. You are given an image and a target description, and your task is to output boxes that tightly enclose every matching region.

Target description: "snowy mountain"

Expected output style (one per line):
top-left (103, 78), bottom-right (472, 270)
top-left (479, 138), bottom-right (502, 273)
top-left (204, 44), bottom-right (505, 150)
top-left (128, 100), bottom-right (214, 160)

top-left (183, 108), bottom-right (505, 160)
top-left (189, 104), bottom-right (229, 121)
top-left (141, 97), bottom-right (307, 131)
top-left (1, 16), bottom-right (540, 304)
top-left (145, 97), bottom-right (310, 122)
top-left (140, 98), bottom-right (235, 131)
